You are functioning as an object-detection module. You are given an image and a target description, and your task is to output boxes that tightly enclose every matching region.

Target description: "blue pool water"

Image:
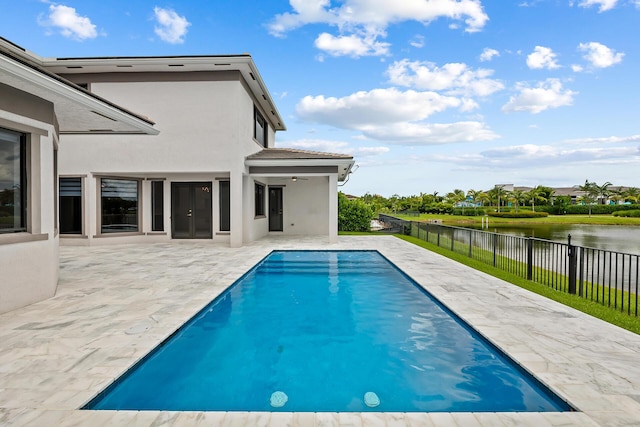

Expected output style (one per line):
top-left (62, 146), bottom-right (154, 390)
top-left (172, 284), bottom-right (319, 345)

top-left (86, 250), bottom-right (571, 412)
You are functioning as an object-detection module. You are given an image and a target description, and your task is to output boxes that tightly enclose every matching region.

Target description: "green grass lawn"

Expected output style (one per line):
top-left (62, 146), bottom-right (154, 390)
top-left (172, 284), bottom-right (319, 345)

top-left (394, 212), bottom-right (640, 226)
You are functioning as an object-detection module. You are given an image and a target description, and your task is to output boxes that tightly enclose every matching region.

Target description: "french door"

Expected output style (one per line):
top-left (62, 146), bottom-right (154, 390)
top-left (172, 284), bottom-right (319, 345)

top-left (171, 182), bottom-right (212, 239)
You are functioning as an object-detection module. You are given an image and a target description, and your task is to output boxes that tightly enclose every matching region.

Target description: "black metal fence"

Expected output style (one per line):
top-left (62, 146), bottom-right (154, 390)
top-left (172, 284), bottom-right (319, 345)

top-left (378, 215), bottom-right (640, 316)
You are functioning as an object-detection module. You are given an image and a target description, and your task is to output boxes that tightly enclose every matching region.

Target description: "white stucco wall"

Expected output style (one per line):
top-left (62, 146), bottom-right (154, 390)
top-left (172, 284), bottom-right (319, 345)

top-left (58, 75), bottom-right (276, 247)
top-left (281, 177), bottom-right (330, 236)
top-left (0, 112), bottom-right (59, 314)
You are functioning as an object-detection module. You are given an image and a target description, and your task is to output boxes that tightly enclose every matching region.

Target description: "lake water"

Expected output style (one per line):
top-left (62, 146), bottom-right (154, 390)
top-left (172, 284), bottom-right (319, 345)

top-left (463, 224), bottom-right (640, 255)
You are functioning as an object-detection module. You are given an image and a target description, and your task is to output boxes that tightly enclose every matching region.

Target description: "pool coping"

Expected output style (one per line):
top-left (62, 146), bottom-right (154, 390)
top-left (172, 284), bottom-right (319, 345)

top-left (1, 236), bottom-right (639, 426)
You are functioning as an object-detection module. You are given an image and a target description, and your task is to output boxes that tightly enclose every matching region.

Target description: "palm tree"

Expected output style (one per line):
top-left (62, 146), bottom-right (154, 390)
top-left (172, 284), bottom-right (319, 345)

top-left (596, 181), bottom-right (613, 205)
top-left (467, 189), bottom-right (484, 212)
top-left (579, 180), bottom-right (598, 217)
top-left (527, 186), bottom-right (547, 212)
top-left (624, 187), bottom-right (640, 204)
top-left (487, 185), bottom-right (509, 212)
top-left (478, 192), bottom-right (491, 208)
top-left (446, 189), bottom-right (466, 213)
top-left (510, 189), bottom-right (526, 212)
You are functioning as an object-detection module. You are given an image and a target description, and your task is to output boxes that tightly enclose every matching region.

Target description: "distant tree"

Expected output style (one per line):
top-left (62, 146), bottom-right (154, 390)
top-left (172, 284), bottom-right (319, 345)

top-left (467, 189), bottom-right (484, 212)
top-left (578, 180), bottom-right (598, 217)
top-left (526, 186), bottom-right (547, 212)
top-left (596, 181), bottom-right (613, 204)
top-left (510, 189), bottom-right (526, 212)
top-left (360, 193), bottom-right (387, 213)
top-left (446, 189), bottom-right (466, 213)
top-left (624, 187), bottom-right (640, 204)
top-left (487, 185), bottom-right (509, 212)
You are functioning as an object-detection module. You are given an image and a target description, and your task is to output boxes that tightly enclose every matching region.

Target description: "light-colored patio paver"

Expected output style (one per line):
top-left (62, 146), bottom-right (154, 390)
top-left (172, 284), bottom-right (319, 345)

top-left (1, 236), bottom-right (639, 426)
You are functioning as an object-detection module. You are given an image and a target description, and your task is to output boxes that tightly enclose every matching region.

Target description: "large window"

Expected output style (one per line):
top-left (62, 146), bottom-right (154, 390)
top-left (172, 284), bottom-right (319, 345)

top-left (254, 108), bottom-right (267, 147)
top-left (59, 177), bottom-right (82, 234)
top-left (151, 181), bottom-right (164, 231)
top-left (100, 178), bottom-right (139, 234)
top-left (0, 128), bottom-right (26, 234)
top-left (255, 182), bottom-right (265, 217)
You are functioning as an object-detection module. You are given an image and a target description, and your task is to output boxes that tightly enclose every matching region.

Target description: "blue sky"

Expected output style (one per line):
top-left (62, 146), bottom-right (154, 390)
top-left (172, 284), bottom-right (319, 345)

top-left (3, 0), bottom-right (640, 197)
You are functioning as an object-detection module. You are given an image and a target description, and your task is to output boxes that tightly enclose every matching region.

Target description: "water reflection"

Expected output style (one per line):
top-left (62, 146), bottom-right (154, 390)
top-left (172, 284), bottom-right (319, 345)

top-left (464, 224), bottom-right (640, 255)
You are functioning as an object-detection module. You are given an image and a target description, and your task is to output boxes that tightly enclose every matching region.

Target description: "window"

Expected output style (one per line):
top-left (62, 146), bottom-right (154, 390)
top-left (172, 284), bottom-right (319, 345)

top-left (0, 128), bottom-right (26, 234)
top-left (254, 182), bottom-right (265, 217)
top-left (254, 107), bottom-right (267, 147)
top-left (59, 177), bottom-right (82, 234)
top-left (100, 178), bottom-right (139, 233)
top-left (151, 181), bottom-right (164, 231)
top-left (219, 180), bottom-right (230, 232)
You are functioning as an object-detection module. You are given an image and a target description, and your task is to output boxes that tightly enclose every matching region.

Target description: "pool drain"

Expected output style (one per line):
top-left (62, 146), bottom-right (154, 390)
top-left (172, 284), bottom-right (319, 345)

top-left (270, 391), bottom-right (288, 408)
top-left (364, 391), bottom-right (380, 407)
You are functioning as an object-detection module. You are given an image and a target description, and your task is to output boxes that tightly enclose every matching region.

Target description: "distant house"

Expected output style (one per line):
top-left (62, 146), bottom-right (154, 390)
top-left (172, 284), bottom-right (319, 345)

top-left (0, 37), bottom-right (354, 314)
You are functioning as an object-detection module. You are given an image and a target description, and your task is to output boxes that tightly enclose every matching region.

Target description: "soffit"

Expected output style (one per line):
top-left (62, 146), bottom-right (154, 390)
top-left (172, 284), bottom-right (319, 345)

top-left (42, 55), bottom-right (286, 131)
top-left (246, 148), bottom-right (355, 181)
top-left (0, 49), bottom-right (158, 135)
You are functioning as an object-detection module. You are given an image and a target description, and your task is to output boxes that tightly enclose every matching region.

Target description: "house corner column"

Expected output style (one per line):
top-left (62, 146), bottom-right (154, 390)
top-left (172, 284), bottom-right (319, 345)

top-left (230, 170), bottom-right (244, 248)
top-left (329, 174), bottom-right (338, 244)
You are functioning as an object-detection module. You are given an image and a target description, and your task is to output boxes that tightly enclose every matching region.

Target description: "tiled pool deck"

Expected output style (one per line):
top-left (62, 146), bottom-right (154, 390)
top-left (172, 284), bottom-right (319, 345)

top-left (1, 236), bottom-right (639, 426)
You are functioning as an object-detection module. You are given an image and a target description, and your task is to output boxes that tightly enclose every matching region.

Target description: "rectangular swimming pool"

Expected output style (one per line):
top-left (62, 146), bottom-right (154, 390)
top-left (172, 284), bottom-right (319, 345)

top-left (85, 250), bottom-right (572, 412)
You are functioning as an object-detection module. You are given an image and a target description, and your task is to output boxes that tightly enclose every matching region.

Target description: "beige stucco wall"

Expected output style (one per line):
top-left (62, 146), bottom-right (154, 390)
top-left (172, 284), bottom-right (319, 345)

top-left (0, 87), bottom-right (59, 314)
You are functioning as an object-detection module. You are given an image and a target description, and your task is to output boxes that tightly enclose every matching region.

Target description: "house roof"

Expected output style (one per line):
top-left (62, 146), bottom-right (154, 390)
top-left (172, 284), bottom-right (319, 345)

top-left (0, 38), bottom-right (158, 135)
top-left (246, 148), bottom-right (353, 161)
top-left (245, 148), bottom-right (355, 181)
top-left (39, 51), bottom-right (286, 132)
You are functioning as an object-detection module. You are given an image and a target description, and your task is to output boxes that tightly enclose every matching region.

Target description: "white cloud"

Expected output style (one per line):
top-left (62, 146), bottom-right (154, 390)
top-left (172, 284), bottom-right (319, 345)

top-left (363, 121), bottom-right (499, 145)
top-left (295, 87), bottom-right (499, 145)
top-left (40, 4), bottom-right (98, 40)
top-left (433, 137), bottom-right (640, 170)
top-left (526, 46), bottom-right (560, 69)
top-left (571, 64), bottom-right (584, 72)
top-left (502, 79), bottom-right (576, 114)
top-left (574, 0), bottom-right (619, 12)
top-left (268, 0), bottom-right (488, 57)
top-left (564, 134), bottom-right (640, 145)
top-left (296, 88), bottom-right (463, 128)
top-left (386, 59), bottom-right (504, 97)
top-left (479, 48), bottom-right (499, 62)
top-left (479, 144), bottom-right (636, 165)
top-left (277, 139), bottom-right (390, 157)
top-left (153, 7), bottom-right (190, 44)
top-left (409, 35), bottom-right (425, 48)
top-left (578, 42), bottom-right (624, 68)
top-left (314, 32), bottom-right (390, 57)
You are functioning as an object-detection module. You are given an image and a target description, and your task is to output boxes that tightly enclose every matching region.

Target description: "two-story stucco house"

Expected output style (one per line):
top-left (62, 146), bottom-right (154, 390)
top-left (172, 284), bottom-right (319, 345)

top-left (51, 52), bottom-right (354, 248)
top-left (0, 37), bottom-right (354, 314)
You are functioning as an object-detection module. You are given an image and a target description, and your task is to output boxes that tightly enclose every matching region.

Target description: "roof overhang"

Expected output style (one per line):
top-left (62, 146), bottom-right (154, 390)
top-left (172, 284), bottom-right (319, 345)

top-left (41, 55), bottom-right (286, 132)
top-left (0, 39), bottom-right (158, 135)
top-left (246, 158), bottom-right (355, 181)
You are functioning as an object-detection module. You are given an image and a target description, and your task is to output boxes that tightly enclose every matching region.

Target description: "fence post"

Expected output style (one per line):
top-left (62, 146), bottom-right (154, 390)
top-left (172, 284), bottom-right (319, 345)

top-left (469, 229), bottom-right (473, 258)
top-left (451, 228), bottom-right (455, 251)
top-left (568, 234), bottom-right (577, 294)
top-left (527, 237), bottom-right (533, 281)
top-left (437, 225), bottom-right (441, 247)
top-left (493, 233), bottom-right (497, 267)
